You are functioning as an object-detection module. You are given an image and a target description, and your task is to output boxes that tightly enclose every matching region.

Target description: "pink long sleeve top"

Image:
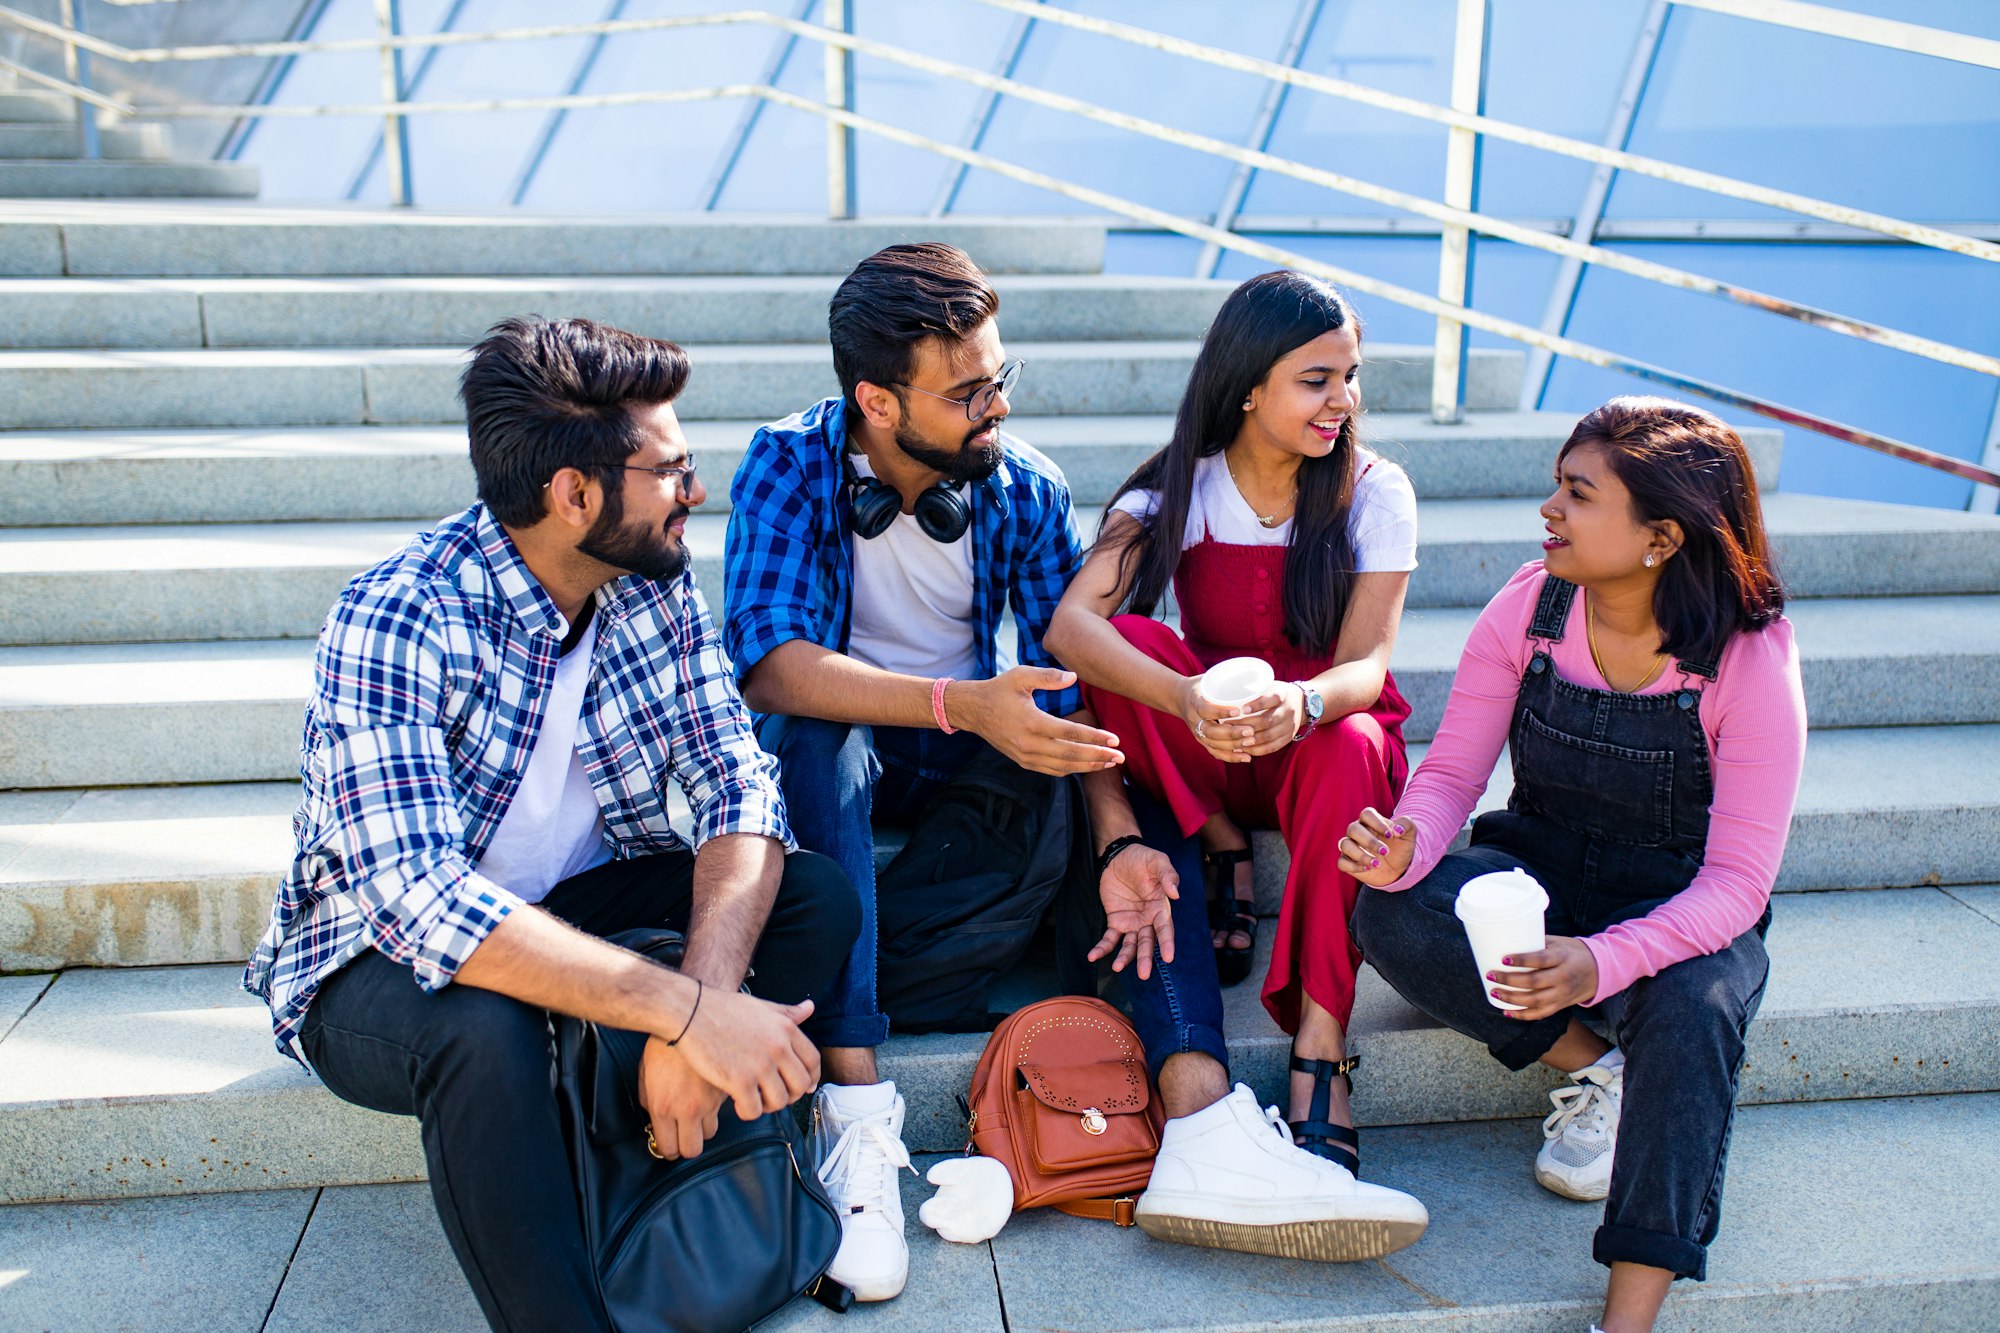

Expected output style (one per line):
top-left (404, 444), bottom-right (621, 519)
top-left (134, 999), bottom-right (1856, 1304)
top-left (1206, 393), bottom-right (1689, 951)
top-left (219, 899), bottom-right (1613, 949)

top-left (1384, 562), bottom-right (1807, 1003)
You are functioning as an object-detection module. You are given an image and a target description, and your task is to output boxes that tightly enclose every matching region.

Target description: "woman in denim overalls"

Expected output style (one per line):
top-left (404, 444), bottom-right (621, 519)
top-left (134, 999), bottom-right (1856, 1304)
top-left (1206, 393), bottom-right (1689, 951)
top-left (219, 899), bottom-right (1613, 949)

top-left (1347, 398), bottom-right (1806, 1333)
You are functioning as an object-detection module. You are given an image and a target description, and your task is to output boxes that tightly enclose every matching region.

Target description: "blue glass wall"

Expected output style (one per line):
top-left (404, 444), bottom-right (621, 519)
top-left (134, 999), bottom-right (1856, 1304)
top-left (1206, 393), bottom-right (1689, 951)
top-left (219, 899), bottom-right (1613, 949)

top-left (230, 0), bottom-right (2000, 508)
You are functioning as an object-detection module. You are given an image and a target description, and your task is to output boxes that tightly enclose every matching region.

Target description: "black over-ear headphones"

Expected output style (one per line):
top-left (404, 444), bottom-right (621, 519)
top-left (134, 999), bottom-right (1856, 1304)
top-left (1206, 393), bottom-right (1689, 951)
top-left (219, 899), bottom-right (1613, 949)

top-left (842, 452), bottom-right (972, 544)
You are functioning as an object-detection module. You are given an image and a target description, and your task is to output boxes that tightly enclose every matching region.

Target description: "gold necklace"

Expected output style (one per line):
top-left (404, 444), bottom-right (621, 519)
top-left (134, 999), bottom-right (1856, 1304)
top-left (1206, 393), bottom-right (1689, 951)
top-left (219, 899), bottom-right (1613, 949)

top-left (1585, 591), bottom-right (1668, 694)
top-left (1224, 454), bottom-right (1296, 529)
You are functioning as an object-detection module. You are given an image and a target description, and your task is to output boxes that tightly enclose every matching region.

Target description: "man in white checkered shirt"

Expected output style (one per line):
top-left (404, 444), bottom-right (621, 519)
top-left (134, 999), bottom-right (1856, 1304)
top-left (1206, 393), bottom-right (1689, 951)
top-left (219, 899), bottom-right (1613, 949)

top-left (244, 316), bottom-right (859, 1331)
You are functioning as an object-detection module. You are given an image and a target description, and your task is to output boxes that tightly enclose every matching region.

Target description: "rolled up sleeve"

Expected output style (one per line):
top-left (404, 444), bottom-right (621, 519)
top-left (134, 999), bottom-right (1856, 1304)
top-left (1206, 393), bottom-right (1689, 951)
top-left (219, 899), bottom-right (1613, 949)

top-left (670, 581), bottom-right (796, 851)
top-left (315, 587), bottom-right (524, 991)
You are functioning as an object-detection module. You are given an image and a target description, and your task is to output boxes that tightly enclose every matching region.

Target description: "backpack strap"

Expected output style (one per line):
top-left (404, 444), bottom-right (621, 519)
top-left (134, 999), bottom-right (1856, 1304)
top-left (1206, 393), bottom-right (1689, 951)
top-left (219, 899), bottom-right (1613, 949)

top-left (1054, 1196), bottom-right (1139, 1226)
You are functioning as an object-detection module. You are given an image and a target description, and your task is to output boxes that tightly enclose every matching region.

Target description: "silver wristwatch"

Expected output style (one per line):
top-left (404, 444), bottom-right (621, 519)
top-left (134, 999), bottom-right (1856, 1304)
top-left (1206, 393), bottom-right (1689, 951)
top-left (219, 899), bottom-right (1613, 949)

top-left (1293, 682), bottom-right (1324, 738)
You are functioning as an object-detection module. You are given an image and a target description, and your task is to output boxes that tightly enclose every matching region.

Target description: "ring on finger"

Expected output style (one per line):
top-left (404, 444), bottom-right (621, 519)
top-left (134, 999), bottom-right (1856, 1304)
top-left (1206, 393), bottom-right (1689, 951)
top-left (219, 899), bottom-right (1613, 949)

top-left (1194, 718), bottom-right (1207, 738)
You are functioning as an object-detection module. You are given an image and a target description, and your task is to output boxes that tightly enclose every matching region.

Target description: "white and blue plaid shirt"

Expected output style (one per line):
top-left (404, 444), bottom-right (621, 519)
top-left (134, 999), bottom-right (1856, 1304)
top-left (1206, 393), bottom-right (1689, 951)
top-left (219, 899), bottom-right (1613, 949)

top-left (244, 503), bottom-right (792, 1060)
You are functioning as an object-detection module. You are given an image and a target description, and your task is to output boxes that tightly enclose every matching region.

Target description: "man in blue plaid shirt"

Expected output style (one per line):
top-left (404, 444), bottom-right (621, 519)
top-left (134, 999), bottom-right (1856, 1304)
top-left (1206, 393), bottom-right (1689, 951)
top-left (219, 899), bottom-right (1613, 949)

top-left (723, 243), bottom-right (1175, 1302)
top-left (244, 317), bottom-right (859, 1332)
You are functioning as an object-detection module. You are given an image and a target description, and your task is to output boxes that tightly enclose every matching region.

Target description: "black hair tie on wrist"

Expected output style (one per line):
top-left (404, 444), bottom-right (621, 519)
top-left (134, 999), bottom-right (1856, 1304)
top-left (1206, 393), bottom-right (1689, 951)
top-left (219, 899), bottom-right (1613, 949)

top-left (1095, 834), bottom-right (1146, 880)
top-left (667, 980), bottom-right (702, 1046)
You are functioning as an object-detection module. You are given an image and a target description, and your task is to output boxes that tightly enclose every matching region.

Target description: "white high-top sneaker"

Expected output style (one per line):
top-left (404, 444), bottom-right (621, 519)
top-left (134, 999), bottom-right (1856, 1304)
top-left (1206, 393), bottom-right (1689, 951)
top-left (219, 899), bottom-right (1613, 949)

top-left (1536, 1050), bottom-right (1624, 1202)
top-left (1134, 1083), bottom-right (1429, 1261)
top-left (812, 1082), bottom-right (915, 1302)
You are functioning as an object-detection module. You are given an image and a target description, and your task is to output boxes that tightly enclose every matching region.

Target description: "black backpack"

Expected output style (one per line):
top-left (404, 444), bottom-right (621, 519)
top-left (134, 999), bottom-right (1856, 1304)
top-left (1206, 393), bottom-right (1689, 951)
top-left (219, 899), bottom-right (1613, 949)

top-left (874, 746), bottom-right (1101, 1033)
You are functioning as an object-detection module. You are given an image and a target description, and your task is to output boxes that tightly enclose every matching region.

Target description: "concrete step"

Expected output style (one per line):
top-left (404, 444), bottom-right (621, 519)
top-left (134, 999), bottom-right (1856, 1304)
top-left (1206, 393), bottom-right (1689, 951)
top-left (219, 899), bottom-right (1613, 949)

top-left (0, 160), bottom-right (259, 199)
top-left (7, 1095), bottom-right (2000, 1333)
top-left (0, 342), bottom-right (1523, 428)
top-left (1, 491), bottom-right (1988, 648)
top-left (0, 273), bottom-right (1235, 348)
top-left (0, 91), bottom-right (73, 124)
top-left (2, 885), bottom-right (1996, 1203)
top-left (4, 717), bottom-right (1997, 972)
top-left (0, 201), bottom-right (1110, 276)
top-left (0, 415), bottom-right (1786, 525)
top-left (0, 122), bottom-right (169, 160)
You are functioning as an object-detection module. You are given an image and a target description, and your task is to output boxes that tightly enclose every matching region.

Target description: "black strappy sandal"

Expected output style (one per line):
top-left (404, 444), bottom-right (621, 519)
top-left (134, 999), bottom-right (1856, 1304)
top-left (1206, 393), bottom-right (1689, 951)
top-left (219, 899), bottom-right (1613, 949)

top-left (1202, 846), bottom-right (1257, 986)
top-left (1290, 1052), bottom-right (1362, 1176)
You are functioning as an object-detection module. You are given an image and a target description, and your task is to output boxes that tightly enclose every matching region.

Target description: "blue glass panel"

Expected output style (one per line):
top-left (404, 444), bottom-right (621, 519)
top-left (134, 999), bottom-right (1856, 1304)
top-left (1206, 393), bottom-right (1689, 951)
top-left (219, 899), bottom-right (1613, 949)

top-left (1546, 241), bottom-right (2000, 509)
top-left (949, 1), bottom-right (1301, 216)
top-left (236, 0), bottom-right (453, 202)
top-left (1609, 1), bottom-right (2000, 220)
top-left (520, 0), bottom-right (783, 212)
top-left (1203, 236), bottom-right (1560, 357)
top-left (345, 0), bottom-right (602, 208)
top-left (715, 0), bottom-right (1019, 213)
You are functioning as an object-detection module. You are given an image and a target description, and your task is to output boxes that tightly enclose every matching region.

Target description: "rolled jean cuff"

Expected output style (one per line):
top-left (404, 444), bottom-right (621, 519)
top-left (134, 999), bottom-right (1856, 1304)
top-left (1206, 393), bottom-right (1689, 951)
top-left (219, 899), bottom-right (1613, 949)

top-left (1148, 1019), bottom-right (1229, 1083)
top-left (1593, 1222), bottom-right (1707, 1281)
top-left (803, 1010), bottom-right (891, 1050)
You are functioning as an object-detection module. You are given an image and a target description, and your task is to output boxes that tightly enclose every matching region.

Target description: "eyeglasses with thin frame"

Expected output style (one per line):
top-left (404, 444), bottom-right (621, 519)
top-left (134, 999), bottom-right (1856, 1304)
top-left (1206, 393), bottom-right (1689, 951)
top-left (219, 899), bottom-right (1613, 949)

top-left (606, 456), bottom-right (699, 496)
top-left (898, 358), bottom-right (1024, 422)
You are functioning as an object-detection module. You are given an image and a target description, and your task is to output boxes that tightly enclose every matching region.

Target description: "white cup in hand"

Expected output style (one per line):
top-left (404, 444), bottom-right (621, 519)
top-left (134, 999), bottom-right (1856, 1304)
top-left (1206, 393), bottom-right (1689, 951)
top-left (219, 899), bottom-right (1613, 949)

top-left (1197, 656), bottom-right (1274, 709)
top-left (1454, 868), bottom-right (1549, 1011)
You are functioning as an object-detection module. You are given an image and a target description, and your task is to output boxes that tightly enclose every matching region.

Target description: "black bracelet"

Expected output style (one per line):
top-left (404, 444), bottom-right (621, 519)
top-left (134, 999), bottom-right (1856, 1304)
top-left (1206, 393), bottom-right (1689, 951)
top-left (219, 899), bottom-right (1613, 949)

top-left (667, 980), bottom-right (702, 1047)
top-left (1095, 834), bottom-right (1146, 880)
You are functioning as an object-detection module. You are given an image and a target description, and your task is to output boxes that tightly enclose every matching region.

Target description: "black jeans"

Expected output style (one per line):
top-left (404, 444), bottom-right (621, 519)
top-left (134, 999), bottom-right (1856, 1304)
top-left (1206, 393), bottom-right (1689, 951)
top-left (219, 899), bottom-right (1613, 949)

top-left (1353, 827), bottom-right (1769, 1281)
top-left (300, 850), bottom-right (859, 1333)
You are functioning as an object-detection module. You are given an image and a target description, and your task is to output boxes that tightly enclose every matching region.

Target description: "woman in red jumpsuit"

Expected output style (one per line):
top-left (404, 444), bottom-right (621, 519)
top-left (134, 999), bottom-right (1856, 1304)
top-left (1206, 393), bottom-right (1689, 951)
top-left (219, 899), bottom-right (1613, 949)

top-left (1046, 269), bottom-right (1417, 1173)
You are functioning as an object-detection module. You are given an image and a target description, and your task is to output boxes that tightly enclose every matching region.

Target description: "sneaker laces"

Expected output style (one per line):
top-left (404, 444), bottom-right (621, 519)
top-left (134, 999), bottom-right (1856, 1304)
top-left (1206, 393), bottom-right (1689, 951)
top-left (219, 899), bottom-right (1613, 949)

top-left (1542, 1068), bottom-right (1616, 1143)
top-left (816, 1115), bottom-right (914, 1216)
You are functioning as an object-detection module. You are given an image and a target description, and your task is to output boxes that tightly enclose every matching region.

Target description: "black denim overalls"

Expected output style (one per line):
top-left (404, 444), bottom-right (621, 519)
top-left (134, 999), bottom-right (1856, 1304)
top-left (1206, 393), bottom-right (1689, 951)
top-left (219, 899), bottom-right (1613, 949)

top-left (1354, 576), bottom-right (1771, 1280)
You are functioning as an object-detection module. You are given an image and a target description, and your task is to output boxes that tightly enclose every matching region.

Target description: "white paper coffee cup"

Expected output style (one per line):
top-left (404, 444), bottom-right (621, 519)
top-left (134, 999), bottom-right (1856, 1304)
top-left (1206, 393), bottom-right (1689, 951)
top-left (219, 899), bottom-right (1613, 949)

top-left (1197, 656), bottom-right (1275, 708)
top-left (1454, 868), bottom-right (1550, 1011)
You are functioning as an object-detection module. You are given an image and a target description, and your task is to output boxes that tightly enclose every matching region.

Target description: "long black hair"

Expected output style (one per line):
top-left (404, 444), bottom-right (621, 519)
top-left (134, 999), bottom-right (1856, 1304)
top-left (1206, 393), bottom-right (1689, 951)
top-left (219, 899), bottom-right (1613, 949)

top-left (1103, 269), bottom-right (1364, 656)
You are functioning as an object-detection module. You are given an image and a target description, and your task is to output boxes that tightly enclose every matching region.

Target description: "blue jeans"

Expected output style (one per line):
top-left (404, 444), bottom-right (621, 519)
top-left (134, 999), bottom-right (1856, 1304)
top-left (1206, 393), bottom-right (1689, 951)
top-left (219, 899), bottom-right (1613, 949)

top-left (1114, 783), bottom-right (1231, 1079)
top-left (759, 715), bottom-right (983, 1049)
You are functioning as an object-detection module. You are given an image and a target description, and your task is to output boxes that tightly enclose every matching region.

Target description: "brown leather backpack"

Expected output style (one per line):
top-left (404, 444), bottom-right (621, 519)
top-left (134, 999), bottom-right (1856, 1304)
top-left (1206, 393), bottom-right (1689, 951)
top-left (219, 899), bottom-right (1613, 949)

top-left (966, 996), bottom-right (1164, 1226)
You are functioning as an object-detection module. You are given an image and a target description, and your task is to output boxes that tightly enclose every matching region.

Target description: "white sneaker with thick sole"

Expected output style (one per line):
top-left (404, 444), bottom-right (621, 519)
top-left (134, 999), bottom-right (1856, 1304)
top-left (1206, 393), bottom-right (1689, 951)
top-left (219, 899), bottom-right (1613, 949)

top-left (1134, 1083), bottom-right (1429, 1261)
top-left (1536, 1051), bottom-right (1624, 1202)
top-left (813, 1082), bottom-right (915, 1302)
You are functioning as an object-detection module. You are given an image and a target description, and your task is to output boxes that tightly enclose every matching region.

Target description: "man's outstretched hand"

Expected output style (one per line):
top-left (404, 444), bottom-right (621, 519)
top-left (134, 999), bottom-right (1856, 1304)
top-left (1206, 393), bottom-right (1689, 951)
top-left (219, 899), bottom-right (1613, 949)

top-left (952, 667), bottom-right (1125, 776)
top-left (1088, 841), bottom-right (1179, 980)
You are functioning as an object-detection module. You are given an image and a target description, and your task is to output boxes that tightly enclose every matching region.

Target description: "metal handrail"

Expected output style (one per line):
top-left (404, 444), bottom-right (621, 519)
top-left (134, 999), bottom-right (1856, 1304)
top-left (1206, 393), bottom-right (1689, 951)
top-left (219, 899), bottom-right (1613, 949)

top-left (0, 3), bottom-right (1994, 490)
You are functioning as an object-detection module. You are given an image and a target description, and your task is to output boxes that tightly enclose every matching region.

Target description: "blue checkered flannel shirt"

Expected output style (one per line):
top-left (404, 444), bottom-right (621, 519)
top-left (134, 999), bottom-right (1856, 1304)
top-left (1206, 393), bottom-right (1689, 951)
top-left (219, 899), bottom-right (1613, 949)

top-left (244, 503), bottom-right (791, 1061)
top-left (722, 396), bottom-right (1084, 716)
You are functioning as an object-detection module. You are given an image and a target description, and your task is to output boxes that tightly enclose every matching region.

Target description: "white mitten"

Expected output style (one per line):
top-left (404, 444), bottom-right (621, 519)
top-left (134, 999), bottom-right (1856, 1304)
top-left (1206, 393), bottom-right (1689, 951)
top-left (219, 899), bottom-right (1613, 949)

top-left (916, 1155), bottom-right (1015, 1244)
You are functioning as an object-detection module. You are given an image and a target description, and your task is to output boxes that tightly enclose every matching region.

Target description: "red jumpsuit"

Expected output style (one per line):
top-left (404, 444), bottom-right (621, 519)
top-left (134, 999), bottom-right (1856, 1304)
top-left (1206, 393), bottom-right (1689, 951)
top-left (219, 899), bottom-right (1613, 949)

top-left (1084, 537), bottom-right (1411, 1034)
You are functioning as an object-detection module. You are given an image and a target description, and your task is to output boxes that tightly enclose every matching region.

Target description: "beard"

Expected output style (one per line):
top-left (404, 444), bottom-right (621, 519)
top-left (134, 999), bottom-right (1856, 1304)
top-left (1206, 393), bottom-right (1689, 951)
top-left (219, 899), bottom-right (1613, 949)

top-left (894, 413), bottom-right (1004, 482)
top-left (578, 478), bottom-right (688, 583)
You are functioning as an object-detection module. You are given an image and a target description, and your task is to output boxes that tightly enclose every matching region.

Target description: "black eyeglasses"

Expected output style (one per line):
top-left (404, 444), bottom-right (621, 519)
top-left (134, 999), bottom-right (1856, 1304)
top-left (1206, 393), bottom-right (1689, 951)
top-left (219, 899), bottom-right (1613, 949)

top-left (608, 457), bottom-right (698, 496)
top-left (899, 358), bottom-right (1024, 422)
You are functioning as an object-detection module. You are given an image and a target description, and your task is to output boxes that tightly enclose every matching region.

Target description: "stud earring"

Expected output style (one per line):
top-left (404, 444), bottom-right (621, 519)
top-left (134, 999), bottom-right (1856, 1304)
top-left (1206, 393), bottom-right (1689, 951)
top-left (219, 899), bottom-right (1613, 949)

top-left (1644, 553), bottom-right (1657, 568)
top-left (1242, 399), bottom-right (1254, 410)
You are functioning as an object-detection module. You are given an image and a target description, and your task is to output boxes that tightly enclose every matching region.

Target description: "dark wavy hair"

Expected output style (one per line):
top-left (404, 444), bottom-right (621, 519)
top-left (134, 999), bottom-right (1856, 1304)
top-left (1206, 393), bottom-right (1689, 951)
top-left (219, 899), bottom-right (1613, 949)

top-left (1103, 270), bottom-right (1364, 655)
top-left (828, 242), bottom-right (999, 416)
top-left (1560, 396), bottom-right (1786, 668)
top-left (460, 316), bottom-right (690, 527)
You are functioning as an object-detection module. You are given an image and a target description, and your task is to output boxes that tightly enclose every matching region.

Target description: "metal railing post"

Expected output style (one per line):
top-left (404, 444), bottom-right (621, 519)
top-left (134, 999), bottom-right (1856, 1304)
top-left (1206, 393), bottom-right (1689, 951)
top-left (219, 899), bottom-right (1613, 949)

top-left (57, 0), bottom-right (100, 159)
top-left (374, 0), bottom-right (413, 206)
top-left (824, 0), bottom-right (857, 218)
top-left (1431, 0), bottom-right (1488, 425)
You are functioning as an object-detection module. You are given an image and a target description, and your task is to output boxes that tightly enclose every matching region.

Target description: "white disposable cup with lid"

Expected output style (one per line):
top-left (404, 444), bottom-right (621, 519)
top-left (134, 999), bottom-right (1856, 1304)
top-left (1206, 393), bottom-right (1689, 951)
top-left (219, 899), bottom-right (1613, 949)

top-left (1197, 656), bottom-right (1275, 709)
top-left (1454, 868), bottom-right (1551, 1011)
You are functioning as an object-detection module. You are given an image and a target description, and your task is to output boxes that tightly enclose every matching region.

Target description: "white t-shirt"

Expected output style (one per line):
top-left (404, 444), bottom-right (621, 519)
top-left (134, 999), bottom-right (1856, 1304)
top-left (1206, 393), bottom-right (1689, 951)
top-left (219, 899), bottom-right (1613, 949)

top-left (1107, 447), bottom-right (1419, 572)
top-left (474, 611), bottom-right (614, 904)
top-left (846, 455), bottom-right (982, 680)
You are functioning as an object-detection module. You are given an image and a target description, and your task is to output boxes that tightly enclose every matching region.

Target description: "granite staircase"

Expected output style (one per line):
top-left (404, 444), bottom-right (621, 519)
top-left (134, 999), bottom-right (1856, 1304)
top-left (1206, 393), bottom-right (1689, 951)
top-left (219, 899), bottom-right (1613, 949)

top-left (1, 202), bottom-right (1997, 1331)
top-left (0, 76), bottom-right (257, 200)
